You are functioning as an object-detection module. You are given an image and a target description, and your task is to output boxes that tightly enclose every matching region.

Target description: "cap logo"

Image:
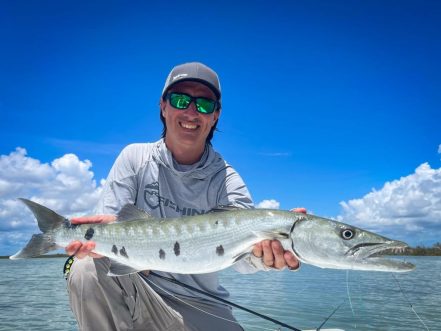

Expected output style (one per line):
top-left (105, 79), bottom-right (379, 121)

top-left (172, 73), bottom-right (188, 81)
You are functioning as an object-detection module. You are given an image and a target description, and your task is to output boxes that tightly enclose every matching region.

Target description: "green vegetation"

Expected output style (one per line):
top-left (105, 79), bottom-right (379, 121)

top-left (404, 242), bottom-right (441, 256)
top-left (384, 242), bottom-right (441, 256)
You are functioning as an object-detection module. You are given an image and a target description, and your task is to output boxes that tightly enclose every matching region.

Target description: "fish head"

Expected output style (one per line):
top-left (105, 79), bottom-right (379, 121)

top-left (290, 215), bottom-right (415, 272)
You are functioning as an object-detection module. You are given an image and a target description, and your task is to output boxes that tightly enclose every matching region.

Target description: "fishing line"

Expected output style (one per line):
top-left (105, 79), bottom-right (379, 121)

top-left (145, 278), bottom-right (277, 331)
top-left (149, 271), bottom-right (302, 331)
top-left (346, 270), bottom-right (357, 329)
top-left (392, 274), bottom-right (430, 331)
top-left (354, 270), bottom-right (365, 315)
top-left (145, 274), bottom-right (287, 331)
top-left (144, 277), bottom-right (241, 326)
top-left (315, 301), bottom-right (345, 330)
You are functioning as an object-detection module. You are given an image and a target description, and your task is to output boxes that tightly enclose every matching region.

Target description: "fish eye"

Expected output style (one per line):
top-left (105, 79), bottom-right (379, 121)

top-left (341, 229), bottom-right (355, 240)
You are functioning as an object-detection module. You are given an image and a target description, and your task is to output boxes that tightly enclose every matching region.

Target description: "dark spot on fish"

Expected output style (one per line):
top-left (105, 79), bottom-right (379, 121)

top-left (84, 228), bottom-right (94, 240)
top-left (120, 246), bottom-right (128, 258)
top-left (159, 249), bottom-right (165, 260)
top-left (111, 245), bottom-right (118, 255)
top-left (215, 220), bottom-right (219, 225)
top-left (216, 245), bottom-right (224, 256)
top-left (174, 241), bottom-right (180, 256)
top-left (65, 219), bottom-right (79, 230)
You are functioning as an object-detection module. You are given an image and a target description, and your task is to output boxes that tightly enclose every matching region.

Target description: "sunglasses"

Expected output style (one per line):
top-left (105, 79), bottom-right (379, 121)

top-left (165, 92), bottom-right (218, 114)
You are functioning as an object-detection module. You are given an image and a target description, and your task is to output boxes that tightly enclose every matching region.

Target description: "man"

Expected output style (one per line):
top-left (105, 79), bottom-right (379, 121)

top-left (66, 62), bottom-right (301, 331)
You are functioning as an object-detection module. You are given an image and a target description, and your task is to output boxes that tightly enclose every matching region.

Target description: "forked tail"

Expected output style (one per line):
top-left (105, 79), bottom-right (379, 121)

top-left (9, 199), bottom-right (66, 259)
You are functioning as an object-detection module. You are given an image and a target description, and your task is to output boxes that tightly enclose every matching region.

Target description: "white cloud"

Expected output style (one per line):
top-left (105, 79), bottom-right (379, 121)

top-left (338, 161), bottom-right (441, 244)
top-left (0, 148), bottom-right (105, 254)
top-left (256, 199), bottom-right (280, 209)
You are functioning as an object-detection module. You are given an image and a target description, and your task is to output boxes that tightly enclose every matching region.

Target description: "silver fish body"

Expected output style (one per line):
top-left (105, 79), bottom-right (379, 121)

top-left (10, 199), bottom-right (415, 274)
top-left (55, 208), bottom-right (295, 274)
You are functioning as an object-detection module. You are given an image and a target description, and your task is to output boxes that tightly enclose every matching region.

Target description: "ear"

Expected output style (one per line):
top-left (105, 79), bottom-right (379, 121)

top-left (160, 99), bottom-right (166, 116)
top-left (212, 110), bottom-right (220, 126)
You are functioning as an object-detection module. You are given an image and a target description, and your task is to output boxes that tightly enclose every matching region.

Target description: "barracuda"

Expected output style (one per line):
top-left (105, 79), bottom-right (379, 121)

top-left (10, 199), bottom-right (415, 274)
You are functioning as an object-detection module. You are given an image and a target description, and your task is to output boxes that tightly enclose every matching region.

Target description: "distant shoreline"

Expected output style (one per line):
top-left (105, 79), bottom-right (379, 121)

top-left (383, 243), bottom-right (441, 256)
top-left (1, 246), bottom-right (440, 259)
top-left (0, 253), bottom-right (69, 259)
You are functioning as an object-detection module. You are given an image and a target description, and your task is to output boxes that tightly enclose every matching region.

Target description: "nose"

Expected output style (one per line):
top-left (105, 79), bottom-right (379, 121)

top-left (185, 101), bottom-right (200, 116)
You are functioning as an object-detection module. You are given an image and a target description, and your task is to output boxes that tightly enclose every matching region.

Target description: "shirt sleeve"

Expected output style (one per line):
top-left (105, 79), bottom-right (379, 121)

top-left (215, 166), bottom-right (279, 274)
top-left (216, 168), bottom-right (253, 209)
top-left (94, 145), bottom-right (141, 215)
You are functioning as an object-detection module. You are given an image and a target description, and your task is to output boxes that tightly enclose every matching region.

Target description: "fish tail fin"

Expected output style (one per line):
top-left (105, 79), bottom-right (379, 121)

top-left (10, 198), bottom-right (66, 259)
top-left (10, 234), bottom-right (57, 259)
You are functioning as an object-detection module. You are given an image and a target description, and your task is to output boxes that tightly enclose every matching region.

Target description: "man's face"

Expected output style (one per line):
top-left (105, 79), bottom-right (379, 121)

top-left (161, 81), bottom-right (220, 151)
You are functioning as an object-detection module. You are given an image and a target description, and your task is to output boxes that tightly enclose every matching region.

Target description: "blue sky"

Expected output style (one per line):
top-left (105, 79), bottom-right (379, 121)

top-left (1, 0), bottom-right (440, 255)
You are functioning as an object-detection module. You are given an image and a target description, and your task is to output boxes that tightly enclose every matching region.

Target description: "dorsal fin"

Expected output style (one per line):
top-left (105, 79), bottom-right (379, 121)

top-left (117, 204), bottom-right (154, 222)
top-left (208, 205), bottom-right (244, 213)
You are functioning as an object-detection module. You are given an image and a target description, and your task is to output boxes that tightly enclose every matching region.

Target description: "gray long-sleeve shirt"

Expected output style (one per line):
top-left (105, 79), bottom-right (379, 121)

top-left (95, 139), bottom-right (267, 302)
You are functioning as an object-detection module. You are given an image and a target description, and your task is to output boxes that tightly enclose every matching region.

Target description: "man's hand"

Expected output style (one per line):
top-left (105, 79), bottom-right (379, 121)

top-left (252, 207), bottom-right (307, 270)
top-left (252, 240), bottom-right (300, 269)
top-left (65, 215), bottom-right (116, 259)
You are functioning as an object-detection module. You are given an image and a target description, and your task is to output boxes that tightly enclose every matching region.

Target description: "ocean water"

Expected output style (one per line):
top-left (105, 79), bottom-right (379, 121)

top-left (0, 256), bottom-right (439, 330)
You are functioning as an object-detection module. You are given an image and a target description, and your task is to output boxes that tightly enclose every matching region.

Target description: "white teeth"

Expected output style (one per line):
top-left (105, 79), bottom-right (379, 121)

top-left (181, 122), bottom-right (198, 130)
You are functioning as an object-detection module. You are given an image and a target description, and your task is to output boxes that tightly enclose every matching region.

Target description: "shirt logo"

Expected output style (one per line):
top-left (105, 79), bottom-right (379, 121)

top-left (144, 182), bottom-right (160, 209)
top-left (143, 182), bottom-right (205, 216)
top-left (172, 73), bottom-right (188, 81)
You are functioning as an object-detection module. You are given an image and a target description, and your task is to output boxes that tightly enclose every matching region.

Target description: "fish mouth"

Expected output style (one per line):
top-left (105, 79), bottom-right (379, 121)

top-left (345, 241), bottom-right (415, 272)
top-left (346, 240), bottom-right (408, 257)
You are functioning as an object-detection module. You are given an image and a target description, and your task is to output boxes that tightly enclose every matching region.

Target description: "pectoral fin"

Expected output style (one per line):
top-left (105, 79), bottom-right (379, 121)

top-left (252, 230), bottom-right (289, 240)
top-left (107, 260), bottom-right (142, 276)
top-left (232, 251), bottom-right (250, 263)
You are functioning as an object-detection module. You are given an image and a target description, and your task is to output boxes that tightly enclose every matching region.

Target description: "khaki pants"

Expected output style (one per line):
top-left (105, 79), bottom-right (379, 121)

top-left (67, 257), bottom-right (243, 331)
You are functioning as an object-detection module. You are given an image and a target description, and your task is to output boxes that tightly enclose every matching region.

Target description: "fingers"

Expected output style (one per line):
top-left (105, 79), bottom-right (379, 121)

top-left (76, 241), bottom-right (96, 259)
top-left (70, 215), bottom-right (116, 225)
top-left (290, 207), bottom-right (307, 214)
top-left (284, 251), bottom-right (300, 270)
top-left (65, 241), bottom-right (98, 259)
top-left (252, 240), bottom-right (300, 270)
top-left (252, 240), bottom-right (275, 267)
top-left (252, 241), bottom-right (263, 258)
top-left (65, 241), bottom-right (82, 256)
top-left (261, 240), bottom-right (274, 267)
top-left (66, 215), bottom-right (114, 258)
top-left (271, 241), bottom-right (287, 269)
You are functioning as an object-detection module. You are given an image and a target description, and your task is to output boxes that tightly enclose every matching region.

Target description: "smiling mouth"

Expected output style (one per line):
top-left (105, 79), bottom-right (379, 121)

top-left (180, 121), bottom-right (199, 130)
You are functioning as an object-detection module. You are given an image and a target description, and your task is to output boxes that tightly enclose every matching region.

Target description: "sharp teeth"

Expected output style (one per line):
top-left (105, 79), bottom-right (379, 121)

top-left (181, 123), bottom-right (197, 129)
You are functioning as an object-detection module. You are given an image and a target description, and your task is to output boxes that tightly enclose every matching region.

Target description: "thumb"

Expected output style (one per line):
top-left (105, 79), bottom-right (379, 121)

top-left (290, 207), bottom-right (307, 214)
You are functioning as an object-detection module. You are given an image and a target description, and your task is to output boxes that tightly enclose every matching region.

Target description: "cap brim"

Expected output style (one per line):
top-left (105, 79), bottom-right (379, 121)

top-left (162, 78), bottom-right (221, 100)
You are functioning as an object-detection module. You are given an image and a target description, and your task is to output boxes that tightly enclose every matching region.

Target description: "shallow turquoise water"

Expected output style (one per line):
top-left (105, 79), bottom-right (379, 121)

top-left (221, 256), bottom-right (440, 330)
top-left (0, 256), bottom-right (439, 330)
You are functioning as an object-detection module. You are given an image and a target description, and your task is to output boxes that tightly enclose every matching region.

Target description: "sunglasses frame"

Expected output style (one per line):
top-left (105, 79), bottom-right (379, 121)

top-left (165, 92), bottom-right (219, 114)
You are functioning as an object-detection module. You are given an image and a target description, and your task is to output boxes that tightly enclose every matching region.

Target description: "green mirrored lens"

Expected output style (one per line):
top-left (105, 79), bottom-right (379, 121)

top-left (170, 94), bottom-right (191, 109)
top-left (195, 98), bottom-right (215, 114)
top-left (168, 93), bottom-right (216, 114)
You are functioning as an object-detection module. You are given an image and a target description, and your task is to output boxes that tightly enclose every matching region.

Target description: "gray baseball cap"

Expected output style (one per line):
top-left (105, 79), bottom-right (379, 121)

top-left (162, 62), bottom-right (221, 100)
